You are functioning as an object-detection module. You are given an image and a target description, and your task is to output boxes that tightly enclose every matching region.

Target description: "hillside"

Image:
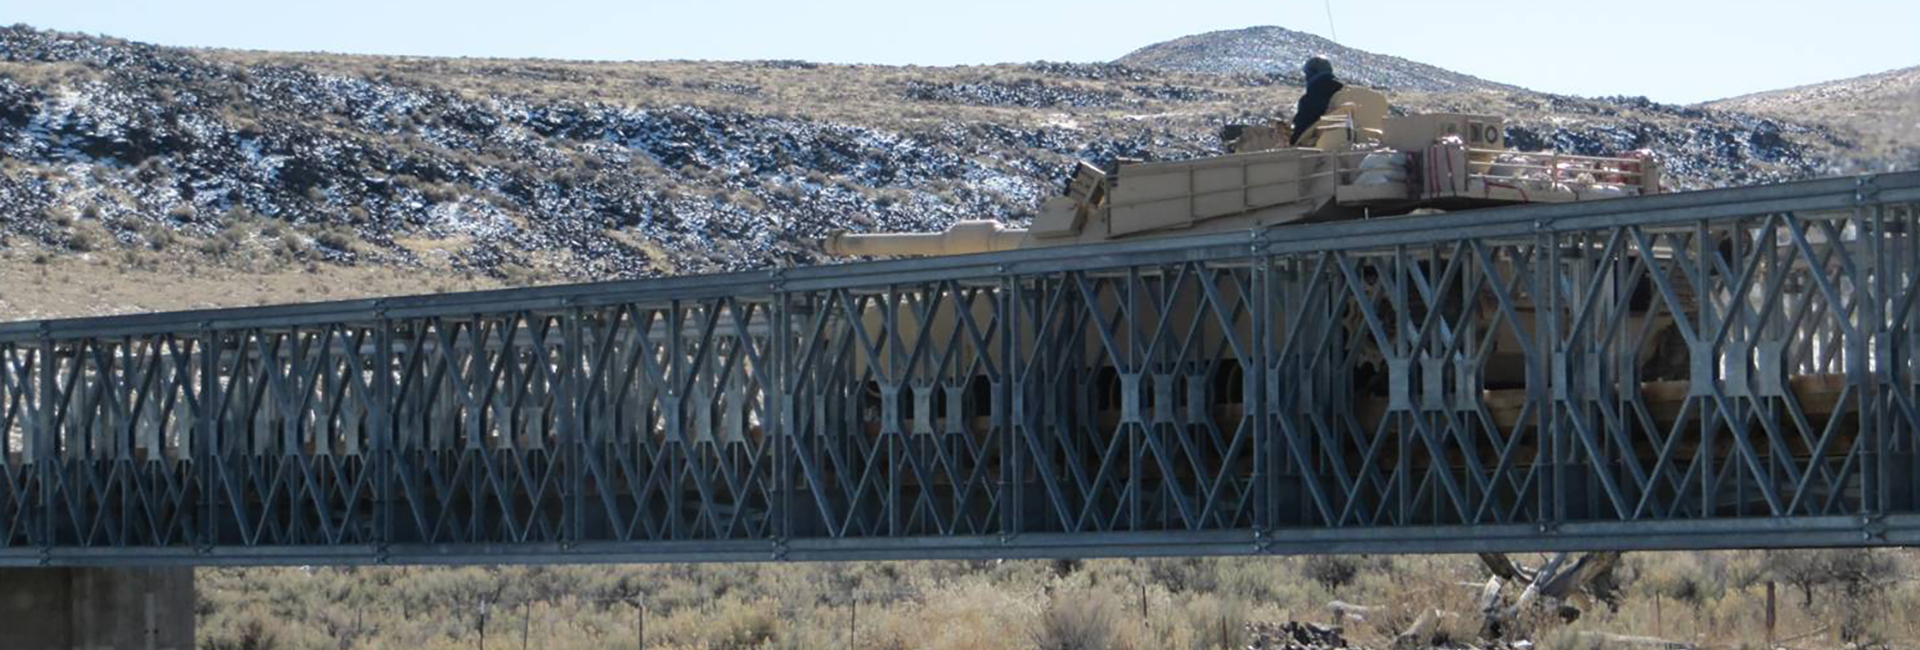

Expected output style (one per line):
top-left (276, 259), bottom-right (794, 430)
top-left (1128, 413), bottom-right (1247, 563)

top-left (1707, 65), bottom-right (1920, 172)
top-left (1116, 25), bottom-right (1513, 93)
top-left (0, 25), bottom-right (1873, 323)
top-left (2, 23), bottom-right (1918, 650)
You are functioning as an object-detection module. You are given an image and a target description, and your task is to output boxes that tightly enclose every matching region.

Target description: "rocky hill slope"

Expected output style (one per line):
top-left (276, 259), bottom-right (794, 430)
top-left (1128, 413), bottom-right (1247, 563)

top-left (0, 25), bottom-right (1880, 300)
top-left (1706, 65), bottom-right (1920, 173)
top-left (1116, 25), bottom-right (1513, 93)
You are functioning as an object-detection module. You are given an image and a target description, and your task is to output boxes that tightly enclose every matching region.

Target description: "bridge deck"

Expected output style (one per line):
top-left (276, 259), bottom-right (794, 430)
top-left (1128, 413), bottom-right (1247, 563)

top-left (1, 172), bottom-right (1917, 566)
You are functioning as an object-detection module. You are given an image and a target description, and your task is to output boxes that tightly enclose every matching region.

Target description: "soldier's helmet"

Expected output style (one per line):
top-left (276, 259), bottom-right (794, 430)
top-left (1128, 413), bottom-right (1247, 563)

top-left (1302, 55), bottom-right (1333, 80)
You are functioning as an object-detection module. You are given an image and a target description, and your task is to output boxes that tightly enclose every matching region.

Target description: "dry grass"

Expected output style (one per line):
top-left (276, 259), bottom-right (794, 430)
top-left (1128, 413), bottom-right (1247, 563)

top-left (190, 552), bottom-right (1920, 650)
top-left (0, 247), bottom-right (519, 322)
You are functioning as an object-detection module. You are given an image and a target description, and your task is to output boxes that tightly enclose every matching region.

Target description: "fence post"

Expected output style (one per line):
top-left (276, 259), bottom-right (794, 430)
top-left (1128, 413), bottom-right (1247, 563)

top-left (1765, 581), bottom-right (1777, 644)
top-left (477, 598), bottom-right (489, 650)
top-left (635, 597), bottom-right (647, 650)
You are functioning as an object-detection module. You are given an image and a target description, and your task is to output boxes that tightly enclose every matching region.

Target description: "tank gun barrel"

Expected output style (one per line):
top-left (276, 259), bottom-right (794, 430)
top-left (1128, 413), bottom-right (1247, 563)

top-left (822, 220), bottom-right (1027, 257)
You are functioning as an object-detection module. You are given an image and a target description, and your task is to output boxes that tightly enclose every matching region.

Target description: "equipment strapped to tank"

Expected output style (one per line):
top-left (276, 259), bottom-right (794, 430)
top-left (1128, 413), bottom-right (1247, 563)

top-left (822, 86), bottom-right (1662, 258)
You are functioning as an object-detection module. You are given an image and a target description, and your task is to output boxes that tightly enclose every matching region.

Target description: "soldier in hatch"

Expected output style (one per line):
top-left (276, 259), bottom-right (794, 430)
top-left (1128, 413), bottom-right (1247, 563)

top-left (1289, 55), bottom-right (1345, 146)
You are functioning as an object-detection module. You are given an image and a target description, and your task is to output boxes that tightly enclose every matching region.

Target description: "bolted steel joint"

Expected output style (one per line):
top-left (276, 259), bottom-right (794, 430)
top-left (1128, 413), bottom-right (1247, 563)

top-left (1855, 176), bottom-right (1880, 204)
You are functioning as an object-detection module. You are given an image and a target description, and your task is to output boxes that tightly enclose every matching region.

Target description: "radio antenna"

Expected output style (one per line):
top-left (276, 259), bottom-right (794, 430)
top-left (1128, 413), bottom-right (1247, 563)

top-left (1324, 0), bottom-right (1339, 42)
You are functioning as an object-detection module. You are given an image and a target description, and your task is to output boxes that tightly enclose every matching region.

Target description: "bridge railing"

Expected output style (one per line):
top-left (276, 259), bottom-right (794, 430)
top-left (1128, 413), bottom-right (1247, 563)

top-left (1, 172), bottom-right (1916, 565)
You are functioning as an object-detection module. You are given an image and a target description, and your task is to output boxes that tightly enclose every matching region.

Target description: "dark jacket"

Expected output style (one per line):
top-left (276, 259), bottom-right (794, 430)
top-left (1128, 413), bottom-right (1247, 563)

top-left (1289, 73), bottom-right (1345, 146)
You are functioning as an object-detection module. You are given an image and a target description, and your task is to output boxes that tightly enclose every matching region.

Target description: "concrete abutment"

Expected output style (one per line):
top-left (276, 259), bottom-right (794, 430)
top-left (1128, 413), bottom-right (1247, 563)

top-left (0, 567), bottom-right (195, 650)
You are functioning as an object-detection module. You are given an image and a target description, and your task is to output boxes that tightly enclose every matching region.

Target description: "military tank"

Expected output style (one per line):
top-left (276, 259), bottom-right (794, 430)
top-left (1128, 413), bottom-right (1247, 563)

top-left (824, 85), bottom-right (1662, 258)
top-left (821, 86), bottom-right (1680, 392)
top-left (794, 88), bottom-right (1900, 529)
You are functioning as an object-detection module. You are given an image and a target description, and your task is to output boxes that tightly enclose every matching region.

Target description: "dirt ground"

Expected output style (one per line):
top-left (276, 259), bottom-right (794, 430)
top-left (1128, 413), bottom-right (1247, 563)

top-left (0, 248), bottom-right (522, 322)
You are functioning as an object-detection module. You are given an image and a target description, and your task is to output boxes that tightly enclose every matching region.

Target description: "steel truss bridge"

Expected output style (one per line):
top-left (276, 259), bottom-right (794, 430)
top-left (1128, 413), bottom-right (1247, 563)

top-left (2, 172), bottom-right (1917, 566)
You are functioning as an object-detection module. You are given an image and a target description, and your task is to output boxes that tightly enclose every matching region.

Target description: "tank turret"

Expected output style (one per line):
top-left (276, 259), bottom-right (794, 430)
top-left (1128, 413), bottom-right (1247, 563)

top-left (822, 88), bottom-right (1659, 259)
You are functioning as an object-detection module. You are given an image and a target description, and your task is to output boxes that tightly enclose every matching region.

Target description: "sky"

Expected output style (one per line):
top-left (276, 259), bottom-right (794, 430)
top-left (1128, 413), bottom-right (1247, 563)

top-left (10, 0), bottom-right (1918, 104)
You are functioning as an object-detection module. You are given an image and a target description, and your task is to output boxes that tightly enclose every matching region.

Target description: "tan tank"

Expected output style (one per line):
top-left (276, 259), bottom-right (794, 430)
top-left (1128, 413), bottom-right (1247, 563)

top-left (821, 87), bottom-right (1681, 390)
top-left (823, 86), bottom-right (1662, 257)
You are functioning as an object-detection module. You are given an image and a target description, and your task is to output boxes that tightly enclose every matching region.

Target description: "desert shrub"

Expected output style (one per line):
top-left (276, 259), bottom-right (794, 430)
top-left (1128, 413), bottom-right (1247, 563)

top-left (1635, 554), bottom-right (1716, 610)
top-left (202, 604), bottom-right (285, 650)
top-left (66, 228), bottom-right (98, 252)
top-left (223, 205), bottom-right (255, 223)
top-left (199, 222), bottom-right (251, 257)
top-left (1145, 558), bottom-right (1219, 594)
top-left (707, 597), bottom-right (778, 650)
top-left (1765, 549), bottom-right (1896, 609)
top-left (768, 622), bottom-right (832, 650)
top-left (1761, 549), bottom-right (1900, 644)
top-left (146, 226), bottom-right (177, 251)
top-left (1212, 559), bottom-right (1313, 608)
top-left (314, 228), bottom-right (357, 253)
top-left (881, 576), bottom-right (1034, 650)
top-left (1179, 593), bottom-right (1246, 650)
top-left (1033, 590), bottom-right (1123, 650)
top-left (1821, 549), bottom-right (1898, 599)
top-left (1051, 557), bottom-right (1084, 577)
top-left (274, 235), bottom-right (306, 259)
top-left (1374, 573), bottom-right (1489, 646)
top-left (1301, 555), bottom-right (1361, 593)
top-left (44, 207), bottom-right (75, 228)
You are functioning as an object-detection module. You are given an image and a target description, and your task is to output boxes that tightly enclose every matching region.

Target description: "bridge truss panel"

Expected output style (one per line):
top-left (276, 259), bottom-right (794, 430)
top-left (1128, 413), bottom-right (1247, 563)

top-left (1, 172), bottom-right (1918, 565)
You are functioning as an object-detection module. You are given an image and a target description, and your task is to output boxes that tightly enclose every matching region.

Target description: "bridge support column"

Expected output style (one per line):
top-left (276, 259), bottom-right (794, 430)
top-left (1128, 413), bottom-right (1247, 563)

top-left (0, 567), bottom-right (195, 650)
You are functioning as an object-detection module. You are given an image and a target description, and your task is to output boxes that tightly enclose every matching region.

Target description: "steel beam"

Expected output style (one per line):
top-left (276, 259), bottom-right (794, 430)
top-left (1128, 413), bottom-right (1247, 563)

top-left (0, 172), bottom-right (1916, 565)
